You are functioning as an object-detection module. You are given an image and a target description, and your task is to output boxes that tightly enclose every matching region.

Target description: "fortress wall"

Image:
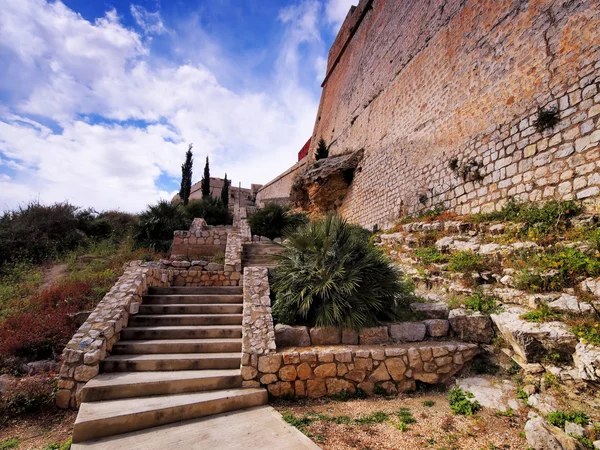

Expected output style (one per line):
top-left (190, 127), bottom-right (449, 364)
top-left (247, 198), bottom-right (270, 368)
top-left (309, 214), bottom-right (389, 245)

top-left (309, 0), bottom-right (600, 229)
top-left (256, 158), bottom-right (308, 207)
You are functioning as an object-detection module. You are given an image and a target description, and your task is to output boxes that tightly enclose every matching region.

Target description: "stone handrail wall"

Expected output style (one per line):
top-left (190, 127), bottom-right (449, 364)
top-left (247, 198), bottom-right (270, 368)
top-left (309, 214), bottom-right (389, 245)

top-left (56, 262), bottom-right (168, 408)
top-left (241, 267), bottom-right (276, 386)
top-left (224, 231), bottom-right (242, 273)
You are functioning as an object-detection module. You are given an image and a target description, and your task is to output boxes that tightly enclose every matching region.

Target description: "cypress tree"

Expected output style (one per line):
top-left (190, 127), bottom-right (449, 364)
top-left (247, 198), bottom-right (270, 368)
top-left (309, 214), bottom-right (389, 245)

top-left (179, 143), bottom-right (193, 205)
top-left (221, 173), bottom-right (230, 207)
top-left (315, 138), bottom-right (329, 160)
top-left (201, 156), bottom-right (211, 198)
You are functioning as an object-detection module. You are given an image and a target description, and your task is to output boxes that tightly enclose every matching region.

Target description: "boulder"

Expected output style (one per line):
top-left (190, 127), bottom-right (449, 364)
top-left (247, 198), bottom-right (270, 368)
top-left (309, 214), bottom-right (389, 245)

top-left (424, 319), bottom-right (450, 337)
top-left (448, 309), bottom-right (493, 343)
top-left (574, 343), bottom-right (600, 382)
top-left (309, 327), bottom-right (341, 345)
top-left (548, 294), bottom-right (594, 316)
top-left (274, 324), bottom-right (311, 348)
top-left (410, 302), bottom-right (449, 319)
top-left (491, 307), bottom-right (578, 364)
top-left (524, 417), bottom-right (585, 450)
top-left (359, 326), bottom-right (389, 344)
top-left (388, 322), bottom-right (426, 342)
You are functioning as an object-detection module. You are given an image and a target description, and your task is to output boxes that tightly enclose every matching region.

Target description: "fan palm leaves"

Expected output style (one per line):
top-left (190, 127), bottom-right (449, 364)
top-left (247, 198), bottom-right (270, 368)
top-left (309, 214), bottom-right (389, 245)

top-left (272, 215), bottom-right (413, 330)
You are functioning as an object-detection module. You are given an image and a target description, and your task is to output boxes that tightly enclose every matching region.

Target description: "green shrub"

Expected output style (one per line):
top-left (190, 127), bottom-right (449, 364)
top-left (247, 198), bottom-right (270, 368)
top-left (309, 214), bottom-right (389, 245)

top-left (463, 292), bottom-right (501, 314)
top-left (448, 251), bottom-right (487, 273)
top-left (448, 387), bottom-right (481, 415)
top-left (0, 438), bottom-right (20, 450)
top-left (514, 248), bottom-right (600, 291)
top-left (1, 375), bottom-right (55, 418)
top-left (272, 215), bottom-right (414, 330)
top-left (573, 322), bottom-right (600, 346)
top-left (133, 200), bottom-right (191, 251)
top-left (247, 203), bottom-right (307, 240)
top-left (520, 305), bottom-right (562, 323)
top-left (44, 440), bottom-right (71, 450)
top-left (423, 400), bottom-right (435, 407)
top-left (397, 407), bottom-right (416, 424)
top-left (546, 410), bottom-right (590, 429)
top-left (186, 197), bottom-right (232, 226)
top-left (414, 246), bottom-right (449, 266)
top-left (355, 411), bottom-right (389, 424)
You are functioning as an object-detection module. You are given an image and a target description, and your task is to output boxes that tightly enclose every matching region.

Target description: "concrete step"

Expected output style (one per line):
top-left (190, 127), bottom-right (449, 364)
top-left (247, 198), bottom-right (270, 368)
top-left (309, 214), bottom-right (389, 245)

top-left (148, 287), bottom-right (242, 295)
top-left (138, 304), bottom-right (243, 315)
top-left (70, 406), bottom-right (321, 450)
top-left (121, 325), bottom-right (242, 340)
top-left (101, 353), bottom-right (241, 372)
top-left (72, 388), bottom-right (267, 443)
top-left (81, 370), bottom-right (242, 402)
top-left (112, 339), bottom-right (242, 355)
top-left (142, 294), bottom-right (242, 305)
top-left (243, 263), bottom-right (277, 268)
top-left (130, 314), bottom-right (243, 327)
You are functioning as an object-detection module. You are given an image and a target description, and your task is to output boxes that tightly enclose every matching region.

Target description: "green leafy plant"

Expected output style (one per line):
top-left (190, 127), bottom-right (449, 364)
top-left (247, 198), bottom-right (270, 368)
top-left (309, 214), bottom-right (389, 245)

top-left (247, 203), bottom-right (308, 240)
top-left (315, 138), bottom-right (329, 160)
top-left (448, 251), bottom-right (487, 273)
top-left (448, 387), bottom-right (481, 416)
top-left (516, 388), bottom-right (529, 401)
top-left (520, 304), bottom-right (562, 323)
top-left (272, 215), bottom-right (414, 330)
top-left (572, 321), bottom-right (600, 346)
top-left (534, 107), bottom-right (560, 132)
top-left (133, 200), bottom-right (191, 251)
top-left (546, 410), bottom-right (590, 429)
top-left (463, 291), bottom-right (501, 314)
top-left (423, 400), bottom-right (435, 407)
top-left (355, 411), bottom-right (389, 425)
top-left (44, 440), bottom-right (72, 450)
top-left (186, 197), bottom-right (232, 226)
top-left (397, 407), bottom-right (416, 424)
top-left (414, 246), bottom-right (449, 266)
top-left (0, 438), bottom-right (20, 450)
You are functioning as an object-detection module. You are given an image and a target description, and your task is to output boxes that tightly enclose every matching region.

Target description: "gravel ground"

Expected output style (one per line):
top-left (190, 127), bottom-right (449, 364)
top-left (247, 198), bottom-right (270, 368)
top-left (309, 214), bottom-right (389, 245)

top-left (0, 409), bottom-right (76, 450)
top-left (274, 389), bottom-right (529, 450)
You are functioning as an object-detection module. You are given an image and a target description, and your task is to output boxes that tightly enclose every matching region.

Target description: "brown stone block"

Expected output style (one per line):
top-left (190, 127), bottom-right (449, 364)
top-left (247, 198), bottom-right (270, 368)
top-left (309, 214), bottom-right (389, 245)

top-left (307, 378), bottom-right (327, 399)
top-left (314, 363), bottom-right (337, 378)
top-left (297, 363), bottom-right (312, 380)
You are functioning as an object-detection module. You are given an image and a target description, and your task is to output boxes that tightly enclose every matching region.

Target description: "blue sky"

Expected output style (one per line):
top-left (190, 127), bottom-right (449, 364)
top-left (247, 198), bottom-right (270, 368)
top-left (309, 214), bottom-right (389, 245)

top-left (0, 0), bottom-right (355, 211)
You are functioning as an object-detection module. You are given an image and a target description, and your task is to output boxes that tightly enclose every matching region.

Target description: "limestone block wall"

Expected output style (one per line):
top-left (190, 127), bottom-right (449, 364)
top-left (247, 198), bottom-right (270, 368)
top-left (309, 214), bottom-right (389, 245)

top-left (303, 0), bottom-right (600, 229)
top-left (171, 218), bottom-right (232, 259)
top-left (256, 158), bottom-right (308, 207)
top-left (56, 262), bottom-right (169, 408)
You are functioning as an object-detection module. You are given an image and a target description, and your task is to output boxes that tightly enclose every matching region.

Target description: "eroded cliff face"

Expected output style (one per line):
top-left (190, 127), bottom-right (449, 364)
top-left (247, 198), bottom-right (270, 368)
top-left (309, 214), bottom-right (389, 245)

top-left (291, 149), bottom-right (364, 216)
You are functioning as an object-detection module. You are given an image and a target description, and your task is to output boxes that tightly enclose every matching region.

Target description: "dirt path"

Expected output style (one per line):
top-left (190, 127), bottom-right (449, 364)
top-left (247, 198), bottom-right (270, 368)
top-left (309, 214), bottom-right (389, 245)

top-left (41, 263), bottom-right (68, 290)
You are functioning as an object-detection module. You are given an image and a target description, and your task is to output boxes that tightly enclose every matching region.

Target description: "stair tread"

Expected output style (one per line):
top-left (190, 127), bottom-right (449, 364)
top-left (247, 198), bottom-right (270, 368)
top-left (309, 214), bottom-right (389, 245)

top-left (103, 353), bottom-right (241, 362)
top-left (133, 314), bottom-right (242, 318)
top-left (86, 370), bottom-right (241, 388)
top-left (75, 389), bottom-right (264, 427)
top-left (76, 388), bottom-right (265, 424)
top-left (124, 325), bottom-right (242, 331)
top-left (116, 338), bottom-right (242, 345)
top-left (140, 304), bottom-right (242, 308)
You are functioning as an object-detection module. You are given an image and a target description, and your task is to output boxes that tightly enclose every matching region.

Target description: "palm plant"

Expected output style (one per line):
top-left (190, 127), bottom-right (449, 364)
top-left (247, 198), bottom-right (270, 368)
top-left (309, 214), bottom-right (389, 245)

top-left (272, 215), bottom-right (413, 330)
top-left (134, 200), bottom-right (191, 251)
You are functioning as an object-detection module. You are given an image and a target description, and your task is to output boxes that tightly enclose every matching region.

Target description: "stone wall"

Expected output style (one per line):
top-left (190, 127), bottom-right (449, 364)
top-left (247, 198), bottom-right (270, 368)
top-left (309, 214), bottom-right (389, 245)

top-left (256, 158), bottom-right (308, 207)
top-left (56, 262), bottom-right (168, 408)
top-left (171, 218), bottom-right (231, 260)
top-left (264, 0), bottom-right (600, 229)
top-left (243, 342), bottom-right (479, 399)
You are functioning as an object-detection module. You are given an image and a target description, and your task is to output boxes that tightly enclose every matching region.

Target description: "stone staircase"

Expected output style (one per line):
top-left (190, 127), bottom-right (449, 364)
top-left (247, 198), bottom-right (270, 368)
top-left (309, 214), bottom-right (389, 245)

top-left (242, 243), bottom-right (282, 267)
top-left (71, 286), bottom-right (267, 445)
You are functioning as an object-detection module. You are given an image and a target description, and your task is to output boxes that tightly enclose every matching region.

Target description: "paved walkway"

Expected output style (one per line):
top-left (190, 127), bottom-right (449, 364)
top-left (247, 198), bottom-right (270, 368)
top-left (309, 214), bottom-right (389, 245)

top-left (72, 406), bottom-right (321, 450)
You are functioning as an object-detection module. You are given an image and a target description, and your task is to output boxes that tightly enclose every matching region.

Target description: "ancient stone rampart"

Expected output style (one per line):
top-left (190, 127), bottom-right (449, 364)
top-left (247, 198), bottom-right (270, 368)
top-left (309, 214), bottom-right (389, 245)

top-left (267, 0), bottom-right (600, 229)
top-left (256, 158), bottom-right (307, 207)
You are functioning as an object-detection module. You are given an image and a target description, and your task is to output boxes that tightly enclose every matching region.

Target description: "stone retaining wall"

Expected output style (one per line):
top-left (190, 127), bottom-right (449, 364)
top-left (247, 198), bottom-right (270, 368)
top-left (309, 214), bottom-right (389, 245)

top-left (171, 218), bottom-right (232, 259)
top-left (56, 262), bottom-right (168, 408)
top-left (243, 342), bottom-right (479, 398)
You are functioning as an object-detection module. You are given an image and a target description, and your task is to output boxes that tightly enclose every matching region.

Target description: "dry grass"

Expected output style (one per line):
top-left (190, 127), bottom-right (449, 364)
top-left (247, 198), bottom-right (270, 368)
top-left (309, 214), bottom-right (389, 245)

top-left (275, 390), bottom-right (529, 450)
top-left (0, 409), bottom-right (75, 450)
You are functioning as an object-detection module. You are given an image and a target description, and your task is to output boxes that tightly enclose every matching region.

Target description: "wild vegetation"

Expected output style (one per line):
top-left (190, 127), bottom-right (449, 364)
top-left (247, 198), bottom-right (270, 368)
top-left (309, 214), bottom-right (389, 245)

top-left (247, 203), bottom-right (307, 239)
top-left (272, 215), bottom-right (415, 330)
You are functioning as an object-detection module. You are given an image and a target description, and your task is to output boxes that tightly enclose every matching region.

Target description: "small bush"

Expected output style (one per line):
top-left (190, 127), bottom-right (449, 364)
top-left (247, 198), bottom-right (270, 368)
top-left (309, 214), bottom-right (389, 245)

top-left (186, 197), bottom-right (232, 226)
top-left (0, 438), bottom-right (20, 450)
top-left (44, 440), bottom-right (72, 450)
top-left (247, 203), bottom-right (307, 240)
top-left (272, 215), bottom-right (415, 330)
top-left (414, 246), bottom-right (449, 266)
top-left (134, 200), bottom-right (191, 251)
top-left (448, 387), bottom-right (481, 415)
top-left (546, 410), bottom-right (590, 429)
top-left (397, 407), bottom-right (416, 424)
top-left (1, 375), bottom-right (55, 418)
top-left (534, 107), bottom-right (560, 132)
top-left (519, 304), bottom-right (562, 323)
top-left (572, 321), bottom-right (600, 346)
top-left (423, 400), bottom-right (435, 407)
top-left (463, 292), bottom-right (501, 314)
top-left (448, 251), bottom-right (487, 273)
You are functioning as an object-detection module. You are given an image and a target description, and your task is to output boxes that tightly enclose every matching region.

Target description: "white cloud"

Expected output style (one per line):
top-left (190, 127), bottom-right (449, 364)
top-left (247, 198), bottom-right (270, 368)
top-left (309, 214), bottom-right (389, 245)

top-left (130, 5), bottom-right (167, 35)
top-left (0, 0), bottom-right (324, 212)
top-left (325, 0), bottom-right (357, 32)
